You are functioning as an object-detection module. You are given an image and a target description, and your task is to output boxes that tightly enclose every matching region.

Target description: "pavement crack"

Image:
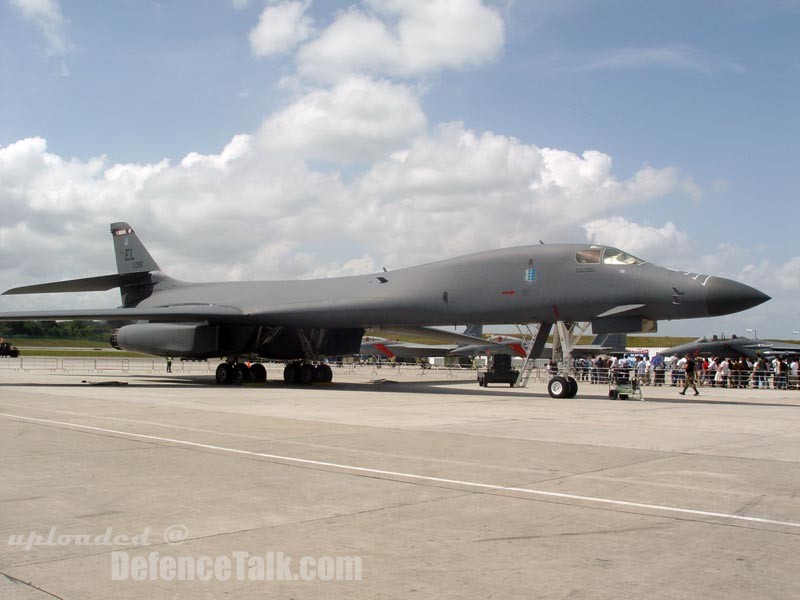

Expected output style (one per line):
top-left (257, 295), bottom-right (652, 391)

top-left (475, 522), bottom-right (673, 542)
top-left (524, 454), bottom-right (676, 486)
top-left (1, 570), bottom-right (65, 599)
top-left (736, 494), bottom-right (766, 515)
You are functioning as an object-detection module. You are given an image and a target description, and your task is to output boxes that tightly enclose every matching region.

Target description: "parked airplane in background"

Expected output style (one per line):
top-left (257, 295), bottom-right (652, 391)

top-left (450, 332), bottom-right (627, 359)
top-left (359, 325), bottom-right (488, 360)
top-left (659, 334), bottom-right (800, 360)
top-left (0, 223), bottom-right (769, 397)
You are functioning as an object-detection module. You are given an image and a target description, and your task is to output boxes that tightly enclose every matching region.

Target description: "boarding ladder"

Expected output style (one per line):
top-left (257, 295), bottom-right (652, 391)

top-left (515, 323), bottom-right (554, 388)
top-left (513, 324), bottom-right (535, 387)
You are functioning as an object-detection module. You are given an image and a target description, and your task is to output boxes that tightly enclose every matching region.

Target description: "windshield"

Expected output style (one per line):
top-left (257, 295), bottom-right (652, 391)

top-left (575, 248), bottom-right (602, 264)
top-left (602, 248), bottom-right (645, 265)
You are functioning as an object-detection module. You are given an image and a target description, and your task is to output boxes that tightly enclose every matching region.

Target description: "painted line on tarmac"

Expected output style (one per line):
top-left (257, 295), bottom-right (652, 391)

top-left (3, 411), bottom-right (799, 530)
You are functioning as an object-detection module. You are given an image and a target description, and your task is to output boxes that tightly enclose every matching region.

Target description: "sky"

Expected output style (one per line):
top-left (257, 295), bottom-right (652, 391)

top-left (0, 0), bottom-right (798, 339)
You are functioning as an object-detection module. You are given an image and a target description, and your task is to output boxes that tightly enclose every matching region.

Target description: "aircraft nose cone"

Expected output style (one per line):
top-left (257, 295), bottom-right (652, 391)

top-left (706, 277), bottom-right (770, 317)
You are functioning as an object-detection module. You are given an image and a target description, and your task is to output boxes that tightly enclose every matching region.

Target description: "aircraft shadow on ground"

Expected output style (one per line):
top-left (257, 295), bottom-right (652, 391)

top-left (2, 375), bottom-right (799, 408)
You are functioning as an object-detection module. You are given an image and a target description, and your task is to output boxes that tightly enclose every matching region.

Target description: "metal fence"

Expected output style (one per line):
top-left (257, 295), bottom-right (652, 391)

top-left (0, 357), bottom-right (216, 374)
top-left (1, 357), bottom-right (796, 389)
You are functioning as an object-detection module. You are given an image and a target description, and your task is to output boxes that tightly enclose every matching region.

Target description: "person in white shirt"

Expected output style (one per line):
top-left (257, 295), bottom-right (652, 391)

top-left (636, 357), bottom-right (648, 384)
top-left (715, 358), bottom-right (730, 388)
top-left (674, 355), bottom-right (686, 386)
top-left (708, 357), bottom-right (718, 387)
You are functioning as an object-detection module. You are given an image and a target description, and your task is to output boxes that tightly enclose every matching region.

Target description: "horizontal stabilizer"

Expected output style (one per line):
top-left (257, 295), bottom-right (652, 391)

top-left (374, 325), bottom-right (501, 346)
top-left (3, 273), bottom-right (149, 295)
top-left (0, 305), bottom-right (244, 322)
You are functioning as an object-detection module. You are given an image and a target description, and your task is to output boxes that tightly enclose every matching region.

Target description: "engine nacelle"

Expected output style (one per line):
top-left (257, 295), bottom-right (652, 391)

top-left (110, 323), bottom-right (219, 357)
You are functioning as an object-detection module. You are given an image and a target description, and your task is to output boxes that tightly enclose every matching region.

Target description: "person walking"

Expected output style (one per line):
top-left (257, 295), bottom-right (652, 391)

top-left (679, 354), bottom-right (699, 396)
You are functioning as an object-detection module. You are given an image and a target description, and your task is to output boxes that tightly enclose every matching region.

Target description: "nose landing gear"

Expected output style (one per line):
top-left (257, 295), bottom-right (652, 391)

top-left (547, 374), bottom-right (579, 399)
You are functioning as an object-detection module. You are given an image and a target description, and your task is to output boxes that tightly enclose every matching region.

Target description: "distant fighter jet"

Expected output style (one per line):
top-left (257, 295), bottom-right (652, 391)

top-left (450, 332), bottom-right (627, 358)
top-left (360, 325), bottom-right (487, 359)
top-left (659, 334), bottom-right (800, 360)
top-left (0, 223), bottom-right (769, 397)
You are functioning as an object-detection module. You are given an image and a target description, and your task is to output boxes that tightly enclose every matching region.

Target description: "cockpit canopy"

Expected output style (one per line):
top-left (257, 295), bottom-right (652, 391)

top-left (695, 333), bottom-right (738, 343)
top-left (575, 245), bottom-right (646, 266)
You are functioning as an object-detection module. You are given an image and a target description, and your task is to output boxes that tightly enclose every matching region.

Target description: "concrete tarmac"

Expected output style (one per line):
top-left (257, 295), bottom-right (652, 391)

top-left (1, 365), bottom-right (799, 599)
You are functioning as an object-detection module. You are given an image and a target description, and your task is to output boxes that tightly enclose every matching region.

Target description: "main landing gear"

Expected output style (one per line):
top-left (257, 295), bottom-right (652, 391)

top-left (283, 362), bottom-right (333, 385)
top-left (215, 360), bottom-right (333, 385)
top-left (215, 361), bottom-right (268, 385)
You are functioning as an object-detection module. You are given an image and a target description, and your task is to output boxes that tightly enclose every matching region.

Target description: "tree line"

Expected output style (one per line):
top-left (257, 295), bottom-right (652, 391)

top-left (0, 321), bottom-right (113, 342)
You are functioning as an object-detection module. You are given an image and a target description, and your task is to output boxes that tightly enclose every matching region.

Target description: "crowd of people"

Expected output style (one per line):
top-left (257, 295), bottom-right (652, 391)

top-left (569, 354), bottom-right (800, 390)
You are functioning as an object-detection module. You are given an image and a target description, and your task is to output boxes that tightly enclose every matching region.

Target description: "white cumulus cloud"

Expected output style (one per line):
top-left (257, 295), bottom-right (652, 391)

top-left (530, 152), bottom-right (700, 222)
top-left (296, 0), bottom-right (504, 81)
top-left (249, 1), bottom-right (314, 57)
top-left (9, 0), bottom-right (72, 57)
top-left (258, 76), bottom-right (427, 163)
top-left (582, 217), bottom-right (690, 260)
top-left (349, 122), bottom-right (696, 267)
top-left (775, 257), bottom-right (800, 291)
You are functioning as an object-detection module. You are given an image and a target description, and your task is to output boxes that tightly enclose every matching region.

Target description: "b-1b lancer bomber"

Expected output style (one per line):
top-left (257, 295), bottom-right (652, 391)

top-left (0, 223), bottom-right (769, 397)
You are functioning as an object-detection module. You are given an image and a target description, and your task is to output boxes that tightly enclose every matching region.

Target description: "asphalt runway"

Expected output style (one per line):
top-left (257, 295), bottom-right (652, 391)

top-left (1, 365), bottom-right (799, 599)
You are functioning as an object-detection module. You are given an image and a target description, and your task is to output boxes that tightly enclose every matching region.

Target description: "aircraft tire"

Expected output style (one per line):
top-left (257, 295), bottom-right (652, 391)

top-left (216, 363), bottom-right (233, 385)
top-left (283, 364), bottom-right (298, 385)
top-left (315, 364), bottom-right (333, 383)
top-left (547, 376), bottom-right (570, 398)
top-left (298, 364), bottom-right (314, 385)
top-left (250, 363), bottom-right (267, 383)
top-left (232, 364), bottom-right (249, 385)
top-left (566, 377), bottom-right (579, 398)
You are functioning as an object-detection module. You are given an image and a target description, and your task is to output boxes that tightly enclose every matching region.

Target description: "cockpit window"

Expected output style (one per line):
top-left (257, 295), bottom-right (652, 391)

top-left (602, 248), bottom-right (645, 265)
top-left (576, 248), bottom-right (602, 264)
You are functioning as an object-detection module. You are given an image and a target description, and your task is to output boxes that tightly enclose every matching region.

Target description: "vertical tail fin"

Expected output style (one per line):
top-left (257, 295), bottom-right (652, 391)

top-left (110, 222), bottom-right (160, 274)
top-left (110, 222), bottom-right (167, 307)
top-left (591, 333), bottom-right (627, 353)
top-left (464, 324), bottom-right (483, 339)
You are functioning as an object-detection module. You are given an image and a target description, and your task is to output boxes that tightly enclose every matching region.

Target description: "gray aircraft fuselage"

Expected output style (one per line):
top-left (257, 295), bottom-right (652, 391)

top-left (130, 246), bottom-right (763, 328)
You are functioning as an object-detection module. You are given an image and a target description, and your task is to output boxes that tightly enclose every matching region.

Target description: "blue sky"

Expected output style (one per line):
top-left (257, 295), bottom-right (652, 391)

top-left (0, 0), bottom-right (798, 338)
